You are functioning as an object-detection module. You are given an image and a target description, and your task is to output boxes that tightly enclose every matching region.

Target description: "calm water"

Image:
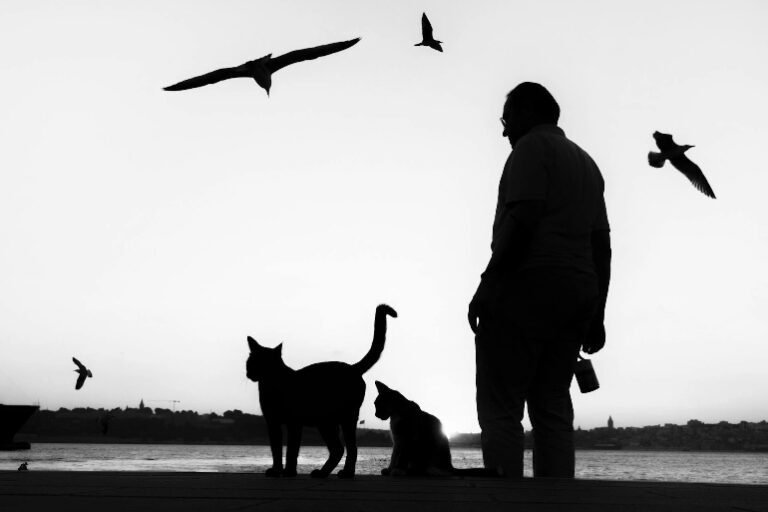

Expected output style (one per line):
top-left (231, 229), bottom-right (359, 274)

top-left (2, 444), bottom-right (766, 485)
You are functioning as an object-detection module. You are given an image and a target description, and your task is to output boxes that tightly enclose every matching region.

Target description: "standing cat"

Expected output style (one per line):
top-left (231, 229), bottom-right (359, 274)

top-left (246, 304), bottom-right (397, 478)
top-left (374, 381), bottom-right (497, 477)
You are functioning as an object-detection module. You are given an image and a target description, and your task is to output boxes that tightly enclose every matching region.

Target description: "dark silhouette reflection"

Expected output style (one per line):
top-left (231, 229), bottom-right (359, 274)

top-left (72, 357), bottom-right (92, 390)
top-left (163, 38), bottom-right (360, 96)
top-left (468, 82), bottom-right (612, 478)
top-left (374, 381), bottom-right (496, 477)
top-left (415, 13), bottom-right (443, 52)
top-left (245, 304), bottom-right (397, 478)
top-left (648, 131), bottom-right (716, 198)
top-left (100, 412), bottom-right (113, 435)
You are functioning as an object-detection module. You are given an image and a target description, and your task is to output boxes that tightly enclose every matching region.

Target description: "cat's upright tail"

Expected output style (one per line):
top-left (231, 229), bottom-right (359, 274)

top-left (353, 304), bottom-right (397, 374)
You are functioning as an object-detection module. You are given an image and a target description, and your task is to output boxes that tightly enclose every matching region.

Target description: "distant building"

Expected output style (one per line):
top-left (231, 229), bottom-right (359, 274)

top-left (608, 416), bottom-right (614, 429)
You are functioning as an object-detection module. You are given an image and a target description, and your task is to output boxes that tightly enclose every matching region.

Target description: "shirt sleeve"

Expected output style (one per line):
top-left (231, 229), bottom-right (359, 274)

top-left (593, 196), bottom-right (610, 231)
top-left (592, 166), bottom-right (610, 231)
top-left (501, 135), bottom-right (548, 204)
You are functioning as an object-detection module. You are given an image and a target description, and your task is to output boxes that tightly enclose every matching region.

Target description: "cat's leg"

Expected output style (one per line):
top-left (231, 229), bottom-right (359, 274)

top-left (283, 423), bottom-right (302, 477)
top-left (381, 441), bottom-right (399, 475)
top-left (391, 440), bottom-right (411, 476)
top-left (338, 417), bottom-right (358, 479)
top-left (310, 423), bottom-right (344, 479)
top-left (265, 420), bottom-right (283, 478)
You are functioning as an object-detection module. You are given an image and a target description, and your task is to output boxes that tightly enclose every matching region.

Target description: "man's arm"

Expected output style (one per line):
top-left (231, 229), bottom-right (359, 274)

top-left (468, 200), bottom-right (544, 334)
top-left (482, 200), bottom-right (544, 280)
top-left (583, 228), bottom-right (611, 353)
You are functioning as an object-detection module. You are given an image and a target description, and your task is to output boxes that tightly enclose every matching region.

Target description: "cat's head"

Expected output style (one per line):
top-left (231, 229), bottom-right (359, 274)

top-left (246, 336), bottom-right (283, 382)
top-left (374, 380), bottom-right (412, 420)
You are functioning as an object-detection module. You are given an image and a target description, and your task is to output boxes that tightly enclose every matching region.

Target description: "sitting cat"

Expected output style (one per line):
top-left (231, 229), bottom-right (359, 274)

top-left (374, 381), bottom-right (497, 477)
top-left (246, 304), bottom-right (397, 479)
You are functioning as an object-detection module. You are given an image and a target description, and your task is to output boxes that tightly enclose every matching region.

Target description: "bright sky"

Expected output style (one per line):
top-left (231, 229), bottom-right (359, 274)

top-left (1, 0), bottom-right (767, 434)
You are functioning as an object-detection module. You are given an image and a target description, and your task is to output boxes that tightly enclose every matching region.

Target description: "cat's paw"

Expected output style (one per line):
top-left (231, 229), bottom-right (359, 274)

top-left (265, 467), bottom-right (282, 478)
top-left (310, 469), bottom-right (329, 479)
top-left (381, 467), bottom-right (391, 476)
top-left (282, 467), bottom-right (297, 478)
top-left (337, 468), bottom-right (355, 479)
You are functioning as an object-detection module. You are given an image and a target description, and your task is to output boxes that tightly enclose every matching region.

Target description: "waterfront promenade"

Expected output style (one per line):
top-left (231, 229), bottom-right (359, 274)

top-left (1, 471), bottom-right (766, 511)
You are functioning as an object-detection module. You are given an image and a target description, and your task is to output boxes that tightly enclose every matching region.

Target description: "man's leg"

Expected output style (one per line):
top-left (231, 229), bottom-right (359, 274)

top-left (527, 338), bottom-right (581, 478)
top-left (523, 268), bottom-right (598, 478)
top-left (475, 310), bottom-right (539, 478)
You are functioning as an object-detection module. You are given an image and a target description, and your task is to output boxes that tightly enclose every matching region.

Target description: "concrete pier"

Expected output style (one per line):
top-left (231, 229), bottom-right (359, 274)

top-left (1, 471), bottom-right (766, 511)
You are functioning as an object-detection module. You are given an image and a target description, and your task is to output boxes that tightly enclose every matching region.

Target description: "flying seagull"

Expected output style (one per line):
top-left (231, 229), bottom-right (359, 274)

top-left (163, 37), bottom-right (361, 96)
top-left (73, 357), bottom-right (93, 390)
top-left (648, 131), bottom-right (716, 199)
top-left (415, 13), bottom-right (443, 52)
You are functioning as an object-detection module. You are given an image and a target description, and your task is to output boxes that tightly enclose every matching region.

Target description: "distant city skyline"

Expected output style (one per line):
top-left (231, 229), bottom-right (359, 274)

top-left (2, 1), bottom-right (767, 433)
top-left (33, 400), bottom-right (767, 434)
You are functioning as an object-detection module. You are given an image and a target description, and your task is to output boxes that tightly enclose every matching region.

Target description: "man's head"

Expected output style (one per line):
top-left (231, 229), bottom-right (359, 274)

top-left (501, 82), bottom-right (560, 148)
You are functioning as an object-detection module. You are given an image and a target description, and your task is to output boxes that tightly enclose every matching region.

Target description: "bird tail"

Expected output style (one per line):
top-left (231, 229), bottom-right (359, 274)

top-left (648, 151), bottom-right (665, 168)
top-left (352, 304), bottom-right (397, 374)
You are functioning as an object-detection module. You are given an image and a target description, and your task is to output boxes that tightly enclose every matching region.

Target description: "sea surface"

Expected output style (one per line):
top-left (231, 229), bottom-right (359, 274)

top-left (2, 444), bottom-right (766, 484)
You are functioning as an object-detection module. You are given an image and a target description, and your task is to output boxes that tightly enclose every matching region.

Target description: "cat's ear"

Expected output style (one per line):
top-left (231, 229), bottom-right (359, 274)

top-left (247, 336), bottom-right (259, 352)
top-left (375, 381), bottom-right (389, 393)
top-left (274, 343), bottom-right (283, 355)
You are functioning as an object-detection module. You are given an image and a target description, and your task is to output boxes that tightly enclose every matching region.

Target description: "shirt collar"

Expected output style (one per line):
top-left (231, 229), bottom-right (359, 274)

top-left (528, 124), bottom-right (564, 137)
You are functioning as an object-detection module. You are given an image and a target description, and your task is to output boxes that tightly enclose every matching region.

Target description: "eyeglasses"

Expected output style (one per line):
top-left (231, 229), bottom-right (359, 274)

top-left (500, 117), bottom-right (507, 129)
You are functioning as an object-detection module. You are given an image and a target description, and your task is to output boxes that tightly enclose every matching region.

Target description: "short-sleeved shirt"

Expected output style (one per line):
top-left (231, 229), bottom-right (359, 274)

top-left (492, 124), bottom-right (609, 278)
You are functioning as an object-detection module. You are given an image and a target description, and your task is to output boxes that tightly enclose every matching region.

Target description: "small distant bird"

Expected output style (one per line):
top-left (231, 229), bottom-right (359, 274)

top-left (163, 37), bottom-right (361, 96)
top-left (18, 462), bottom-right (28, 471)
top-left (73, 357), bottom-right (93, 390)
top-left (648, 131), bottom-right (716, 199)
top-left (415, 13), bottom-right (443, 52)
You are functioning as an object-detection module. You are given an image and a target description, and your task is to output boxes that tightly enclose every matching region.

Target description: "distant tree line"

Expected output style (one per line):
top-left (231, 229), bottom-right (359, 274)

top-left (17, 406), bottom-right (392, 447)
top-left (17, 407), bottom-right (768, 452)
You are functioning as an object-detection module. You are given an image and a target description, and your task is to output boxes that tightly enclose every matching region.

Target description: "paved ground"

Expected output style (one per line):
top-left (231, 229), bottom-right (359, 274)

top-left (1, 471), bottom-right (767, 511)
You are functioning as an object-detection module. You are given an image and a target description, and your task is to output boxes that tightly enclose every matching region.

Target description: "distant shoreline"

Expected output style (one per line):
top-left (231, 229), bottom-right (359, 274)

top-left (17, 408), bottom-right (768, 453)
top-left (14, 439), bottom-right (768, 454)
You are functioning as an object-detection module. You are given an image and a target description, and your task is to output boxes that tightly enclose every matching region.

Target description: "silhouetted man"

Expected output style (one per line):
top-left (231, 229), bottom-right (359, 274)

top-left (468, 82), bottom-right (611, 478)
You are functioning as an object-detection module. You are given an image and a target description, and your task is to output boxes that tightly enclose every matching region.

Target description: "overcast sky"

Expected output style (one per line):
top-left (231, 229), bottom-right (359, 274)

top-left (1, 0), bottom-right (767, 434)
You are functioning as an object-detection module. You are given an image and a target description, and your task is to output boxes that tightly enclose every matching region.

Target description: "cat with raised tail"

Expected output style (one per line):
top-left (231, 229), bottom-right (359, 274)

top-left (375, 381), bottom-right (498, 477)
top-left (246, 304), bottom-right (397, 478)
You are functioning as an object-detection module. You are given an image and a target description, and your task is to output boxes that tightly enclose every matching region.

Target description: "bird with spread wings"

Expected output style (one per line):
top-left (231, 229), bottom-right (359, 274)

top-left (415, 13), bottom-right (443, 52)
top-left (648, 131), bottom-right (716, 199)
top-left (72, 357), bottom-right (93, 390)
top-left (163, 38), bottom-right (361, 96)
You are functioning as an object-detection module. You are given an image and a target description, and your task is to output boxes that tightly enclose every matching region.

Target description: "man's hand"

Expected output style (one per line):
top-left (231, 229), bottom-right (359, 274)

top-left (468, 278), bottom-right (495, 335)
top-left (582, 320), bottom-right (605, 354)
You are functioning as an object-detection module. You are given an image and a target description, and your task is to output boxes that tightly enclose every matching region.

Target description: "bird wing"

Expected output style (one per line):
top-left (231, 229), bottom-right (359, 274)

top-left (653, 131), bottom-right (678, 151)
top-left (75, 372), bottom-right (87, 390)
top-left (73, 357), bottom-right (85, 371)
top-left (669, 154), bottom-right (716, 198)
top-left (421, 13), bottom-right (434, 40)
top-left (163, 66), bottom-right (247, 91)
top-left (267, 38), bottom-right (361, 73)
